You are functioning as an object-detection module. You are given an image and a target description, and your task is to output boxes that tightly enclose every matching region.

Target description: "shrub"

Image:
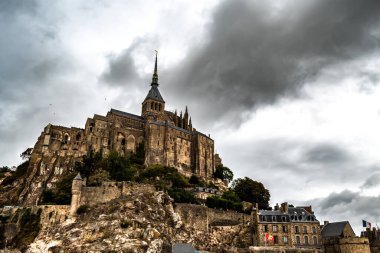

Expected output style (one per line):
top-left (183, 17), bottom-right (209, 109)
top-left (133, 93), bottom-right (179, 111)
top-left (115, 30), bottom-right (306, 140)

top-left (168, 188), bottom-right (197, 204)
top-left (76, 205), bottom-right (89, 215)
top-left (120, 219), bottom-right (132, 228)
top-left (1, 161), bottom-right (29, 186)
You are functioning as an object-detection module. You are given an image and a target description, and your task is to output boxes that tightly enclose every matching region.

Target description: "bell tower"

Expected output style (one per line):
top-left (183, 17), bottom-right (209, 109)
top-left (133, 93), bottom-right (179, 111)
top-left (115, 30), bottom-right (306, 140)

top-left (141, 51), bottom-right (165, 120)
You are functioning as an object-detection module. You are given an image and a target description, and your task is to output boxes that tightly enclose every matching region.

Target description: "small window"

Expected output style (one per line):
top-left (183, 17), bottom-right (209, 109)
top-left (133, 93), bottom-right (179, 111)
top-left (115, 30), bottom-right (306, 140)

top-left (159, 104), bottom-right (161, 111)
top-left (151, 102), bottom-right (153, 109)
top-left (313, 236), bottom-right (318, 245)
top-left (283, 236), bottom-right (288, 244)
top-left (312, 226), bottom-right (317, 234)
top-left (303, 226), bottom-right (308, 233)
top-left (121, 139), bottom-right (125, 146)
top-left (64, 134), bottom-right (69, 144)
top-left (304, 236), bottom-right (309, 245)
top-left (274, 236), bottom-right (278, 244)
top-left (273, 225), bottom-right (278, 232)
top-left (295, 226), bottom-right (300, 234)
top-left (282, 225), bottom-right (288, 233)
top-left (262, 225), bottom-right (268, 232)
top-left (296, 236), bottom-right (300, 244)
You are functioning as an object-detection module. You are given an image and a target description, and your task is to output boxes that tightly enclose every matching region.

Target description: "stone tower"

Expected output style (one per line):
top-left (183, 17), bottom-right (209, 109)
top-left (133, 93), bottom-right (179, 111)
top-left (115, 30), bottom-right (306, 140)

top-left (70, 173), bottom-right (83, 216)
top-left (141, 51), bottom-right (165, 120)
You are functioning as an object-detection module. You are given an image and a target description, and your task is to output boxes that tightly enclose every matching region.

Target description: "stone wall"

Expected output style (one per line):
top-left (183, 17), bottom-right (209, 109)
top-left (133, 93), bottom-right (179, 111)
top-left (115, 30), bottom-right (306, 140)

top-left (174, 203), bottom-right (251, 231)
top-left (323, 237), bottom-right (370, 253)
top-left (78, 182), bottom-right (155, 207)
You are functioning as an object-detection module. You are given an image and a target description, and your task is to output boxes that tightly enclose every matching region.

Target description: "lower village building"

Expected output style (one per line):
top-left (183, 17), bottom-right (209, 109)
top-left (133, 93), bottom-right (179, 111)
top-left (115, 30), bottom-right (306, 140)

top-left (252, 202), bottom-right (322, 249)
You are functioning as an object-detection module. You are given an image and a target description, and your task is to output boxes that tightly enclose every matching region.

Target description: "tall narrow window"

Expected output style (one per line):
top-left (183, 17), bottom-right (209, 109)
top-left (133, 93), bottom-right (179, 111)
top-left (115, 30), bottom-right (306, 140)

top-left (296, 236), bottom-right (300, 245)
top-left (313, 236), bottom-right (318, 245)
top-left (304, 236), bottom-right (309, 245)
top-left (159, 104), bottom-right (161, 111)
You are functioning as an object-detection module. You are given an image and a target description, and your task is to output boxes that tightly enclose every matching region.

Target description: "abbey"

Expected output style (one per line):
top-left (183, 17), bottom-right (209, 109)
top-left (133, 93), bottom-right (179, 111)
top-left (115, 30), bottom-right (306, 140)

top-left (20, 54), bottom-right (215, 204)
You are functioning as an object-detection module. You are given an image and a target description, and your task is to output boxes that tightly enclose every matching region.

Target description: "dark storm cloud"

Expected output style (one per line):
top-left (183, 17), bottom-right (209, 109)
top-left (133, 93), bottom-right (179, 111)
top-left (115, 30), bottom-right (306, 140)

top-left (0, 0), bottom-right (37, 16)
top-left (101, 45), bottom-right (140, 86)
top-left (101, 36), bottom-right (159, 87)
top-left (161, 0), bottom-right (380, 125)
top-left (319, 190), bottom-right (359, 210)
top-left (360, 173), bottom-right (380, 189)
top-left (309, 190), bottom-right (380, 231)
top-left (303, 144), bottom-right (350, 165)
top-left (0, 1), bottom-right (88, 166)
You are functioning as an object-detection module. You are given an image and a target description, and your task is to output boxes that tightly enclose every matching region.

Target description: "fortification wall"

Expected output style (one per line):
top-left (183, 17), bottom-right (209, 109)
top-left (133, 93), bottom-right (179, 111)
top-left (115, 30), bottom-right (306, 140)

top-left (174, 203), bottom-right (251, 231)
top-left (338, 237), bottom-right (370, 253)
top-left (78, 182), bottom-right (155, 206)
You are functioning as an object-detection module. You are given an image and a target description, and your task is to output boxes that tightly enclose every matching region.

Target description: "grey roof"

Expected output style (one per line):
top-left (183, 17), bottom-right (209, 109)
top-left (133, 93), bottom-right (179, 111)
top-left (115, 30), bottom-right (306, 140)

top-left (110, 109), bottom-right (144, 121)
top-left (74, 173), bottom-right (82, 180)
top-left (321, 221), bottom-right (349, 237)
top-left (288, 207), bottom-right (310, 215)
top-left (145, 85), bottom-right (165, 102)
top-left (259, 210), bottom-right (284, 215)
top-left (172, 243), bottom-right (194, 253)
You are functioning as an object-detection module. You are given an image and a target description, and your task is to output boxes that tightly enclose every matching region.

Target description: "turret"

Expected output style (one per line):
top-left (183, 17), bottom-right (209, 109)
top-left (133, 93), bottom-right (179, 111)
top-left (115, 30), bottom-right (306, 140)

top-left (141, 51), bottom-right (165, 119)
top-left (70, 173), bottom-right (83, 216)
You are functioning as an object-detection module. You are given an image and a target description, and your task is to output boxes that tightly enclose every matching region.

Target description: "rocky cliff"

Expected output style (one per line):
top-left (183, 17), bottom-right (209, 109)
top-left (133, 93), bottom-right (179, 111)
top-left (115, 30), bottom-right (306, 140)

top-left (19, 190), bottom-right (251, 253)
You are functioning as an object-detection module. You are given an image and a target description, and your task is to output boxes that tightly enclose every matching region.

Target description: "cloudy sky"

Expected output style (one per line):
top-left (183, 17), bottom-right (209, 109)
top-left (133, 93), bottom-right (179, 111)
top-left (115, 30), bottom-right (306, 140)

top-left (1, 0), bottom-right (380, 233)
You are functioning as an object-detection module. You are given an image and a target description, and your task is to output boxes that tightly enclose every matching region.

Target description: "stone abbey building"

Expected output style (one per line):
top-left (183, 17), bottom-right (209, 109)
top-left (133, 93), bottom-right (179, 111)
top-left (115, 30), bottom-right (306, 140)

top-left (20, 54), bottom-right (215, 205)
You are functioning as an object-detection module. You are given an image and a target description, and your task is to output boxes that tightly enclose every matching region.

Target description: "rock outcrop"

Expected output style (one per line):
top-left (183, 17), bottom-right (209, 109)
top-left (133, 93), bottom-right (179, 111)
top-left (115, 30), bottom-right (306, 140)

top-left (25, 190), bottom-right (251, 253)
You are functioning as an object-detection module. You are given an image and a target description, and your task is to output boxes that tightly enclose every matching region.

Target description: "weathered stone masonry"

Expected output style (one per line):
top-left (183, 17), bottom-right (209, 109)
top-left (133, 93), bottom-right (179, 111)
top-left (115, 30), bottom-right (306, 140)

top-left (19, 54), bottom-right (215, 205)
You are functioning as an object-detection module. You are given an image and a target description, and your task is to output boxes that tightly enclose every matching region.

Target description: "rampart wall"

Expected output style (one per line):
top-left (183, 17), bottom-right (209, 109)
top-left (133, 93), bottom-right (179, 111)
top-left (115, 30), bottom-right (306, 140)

top-left (174, 203), bottom-right (251, 231)
top-left (78, 182), bottom-right (155, 206)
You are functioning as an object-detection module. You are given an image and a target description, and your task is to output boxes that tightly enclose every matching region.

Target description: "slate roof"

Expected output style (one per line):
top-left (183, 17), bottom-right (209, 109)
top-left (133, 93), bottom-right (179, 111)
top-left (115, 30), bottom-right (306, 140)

top-left (110, 109), bottom-right (144, 121)
top-left (145, 85), bottom-right (165, 102)
top-left (321, 221), bottom-right (349, 237)
top-left (74, 173), bottom-right (82, 180)
top-left (172, 243), bottom-right (194, 253)
top-left (288, 207), bottom-right (309, 215)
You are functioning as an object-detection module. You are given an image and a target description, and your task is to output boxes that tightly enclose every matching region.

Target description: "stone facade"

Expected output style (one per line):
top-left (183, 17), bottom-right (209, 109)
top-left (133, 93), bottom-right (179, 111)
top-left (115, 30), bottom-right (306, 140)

top-left (321, 221), bottom-right (370, 253)
top-left (252, 203), bottom-right (321, 249)
top-left (18, 54), bottom-right (215, 205)
top-left (361, 228), bottom-right (380, 253)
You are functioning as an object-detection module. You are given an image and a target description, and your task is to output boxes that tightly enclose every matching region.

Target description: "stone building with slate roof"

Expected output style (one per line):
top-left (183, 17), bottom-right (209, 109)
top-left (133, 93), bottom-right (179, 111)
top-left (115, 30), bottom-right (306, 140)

top-left (321, 221), bottom-right (370, 253)
top-left (18, 53), bottom-right (215, 205)
top-left (252, 202), bottom-right (321, 249)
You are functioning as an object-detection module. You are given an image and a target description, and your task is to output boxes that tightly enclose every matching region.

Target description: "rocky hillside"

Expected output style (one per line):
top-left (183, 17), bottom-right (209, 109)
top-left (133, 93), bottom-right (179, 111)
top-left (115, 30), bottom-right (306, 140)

top-left (26, 190), bottom-right (251, 253)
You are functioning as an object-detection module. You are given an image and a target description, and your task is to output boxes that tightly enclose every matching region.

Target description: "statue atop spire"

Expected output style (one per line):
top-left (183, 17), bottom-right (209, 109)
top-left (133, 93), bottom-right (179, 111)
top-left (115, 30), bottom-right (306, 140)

top-left (151, 50), bottom-right (158, 86)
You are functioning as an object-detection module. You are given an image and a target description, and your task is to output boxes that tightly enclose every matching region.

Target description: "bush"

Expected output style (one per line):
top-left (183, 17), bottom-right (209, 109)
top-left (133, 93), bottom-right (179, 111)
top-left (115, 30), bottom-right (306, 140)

top-left (168, 188), bottom-right (197, 204)
top-left (120, 219), bottom-right (132, 228)
top-left (40, 173), bottom-right (76, 205)
top-left (141, 165), bottom-right (189, 188)
top-left (1, 161), bottom-right (29, 186)
top-left (76, 205), bottom-right (89, 215)
top-left (205, 194), bottom-right (243, 212)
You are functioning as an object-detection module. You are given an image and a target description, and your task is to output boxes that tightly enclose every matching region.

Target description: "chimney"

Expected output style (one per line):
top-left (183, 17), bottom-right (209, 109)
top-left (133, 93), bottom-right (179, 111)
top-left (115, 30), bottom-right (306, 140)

top-left (280, 202), bottom-right (289, 213)
top-left (274, 203), bottom-right (280, 211)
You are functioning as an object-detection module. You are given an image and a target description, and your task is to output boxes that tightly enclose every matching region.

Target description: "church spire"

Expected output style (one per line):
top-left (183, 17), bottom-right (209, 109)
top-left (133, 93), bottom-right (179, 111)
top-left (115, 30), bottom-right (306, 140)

top-left (151, 50), bottom-right (158, 86)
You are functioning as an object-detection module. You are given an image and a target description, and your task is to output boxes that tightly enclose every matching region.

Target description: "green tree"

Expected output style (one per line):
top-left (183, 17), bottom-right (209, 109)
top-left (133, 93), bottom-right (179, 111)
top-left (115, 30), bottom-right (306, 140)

top-left (213, 164), bottom-right (234, 182)
top-left (231, 177), bottom-right (270, 210)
